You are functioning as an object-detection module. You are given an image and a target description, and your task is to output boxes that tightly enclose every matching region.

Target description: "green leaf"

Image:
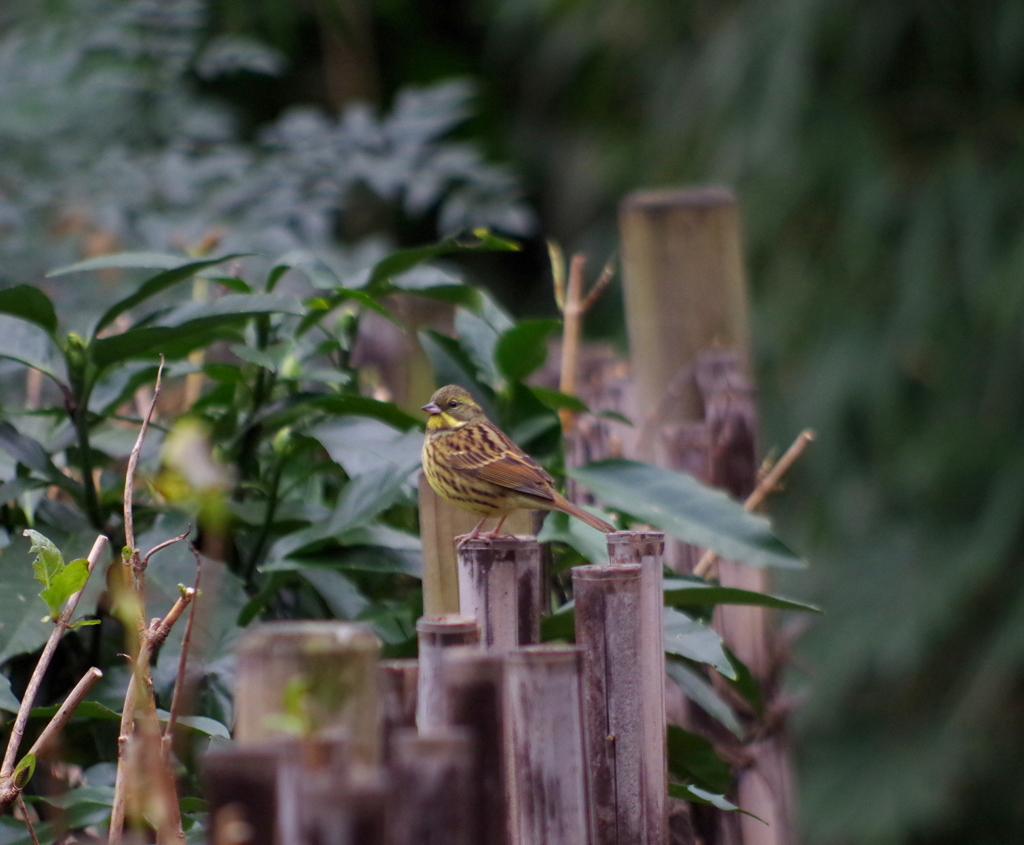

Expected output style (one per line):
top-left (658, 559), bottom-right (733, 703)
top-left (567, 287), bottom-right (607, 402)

top-left (90, 320), bottom-right (246, 369)
top-left (666, 724), bottom-right (733, 794)
top-left (365, 232), bottom-right (519, 292)
top-left (0, 424), bottom-right (81, 496)
top-left (494, 319), bottom-right (561, 381)
top-left (537, 510), bottom-right (611, 565)
top-left (419, 331), bottom-right (488, 401)
top-left (663, 579), bottom-right (822, 613)
top-left (665, 658), bottom-right (743, 738)
top-left (12, 753), bottom-right (36, 789)
top-left (0, 676), bottom-right (20, 712)
top-left (0, 315), bottom-right (67, 384)
top-left (86, 253), bottom-right (250, 335)
top-left (724, 647), bottom-right (765, 716)
top-left (266, 393), bottom-right (422, 432)
top-left (663, 607), bottom-right (735, 678)
top-left (26, 529), bottom-right (65, 615)
top-left (529, 385), bottom-right (589, 413)
top-left (29, 700), bottom-right (120, 720)
top-left (540, 603), bottom-right (576, 641)
top-left (155, 710), bottom-right (231, 738)
top-left (47, 251), bottom-right (196, 276)
top-left (38, 559), bottom-right (89, 622)
top-left (569, 459), bottom-right (804, 569)
top-left (0, 286), bottom-right (58, 334)
top-left (158, 293), bottom-right (304, 327)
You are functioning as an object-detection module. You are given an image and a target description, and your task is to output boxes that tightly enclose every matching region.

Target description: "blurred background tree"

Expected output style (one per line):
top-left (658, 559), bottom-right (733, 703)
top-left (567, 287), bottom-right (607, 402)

top-left (3, 0), bottom-right (1024, 843)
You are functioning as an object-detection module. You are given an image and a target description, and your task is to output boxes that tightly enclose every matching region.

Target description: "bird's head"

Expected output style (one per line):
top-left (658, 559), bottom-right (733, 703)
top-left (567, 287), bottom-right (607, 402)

top-left (422, 385), bottom-right (487, 430)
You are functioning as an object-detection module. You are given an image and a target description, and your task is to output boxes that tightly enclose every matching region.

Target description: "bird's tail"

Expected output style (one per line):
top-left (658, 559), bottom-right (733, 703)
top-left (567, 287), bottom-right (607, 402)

top-left (552, 492), bottom-right (616, 533)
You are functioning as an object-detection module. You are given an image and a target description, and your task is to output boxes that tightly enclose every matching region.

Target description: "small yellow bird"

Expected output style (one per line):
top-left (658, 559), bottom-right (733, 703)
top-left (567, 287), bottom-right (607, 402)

top-left (421, 384), bottom-right (615, 544)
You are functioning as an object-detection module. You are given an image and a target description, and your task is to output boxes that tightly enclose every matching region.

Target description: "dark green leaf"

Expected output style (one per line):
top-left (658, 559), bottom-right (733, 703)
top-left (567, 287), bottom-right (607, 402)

top-left (665, 658), bottom-right (743, 738)
top-left (540, 604), bottom-right (576, 641)
top-left (494, 319), bottom-right (561, 381)
top-left (90, 319), bottom-right (249, 369)
top-left (0, 425), bottom-right (80, 496)
top-left (366, 232), bottom-right (519, 292)
top-left (270, 394), bottom-right (421, 432)
top-left (663, 607), bottom-right (735, 678)
top-left (0, 315), bottom-right (67, 384)
top-left (724, 647), bottom-right (765, 716)
top-left (529, 385), bottom-right (589, 413)
top-left (47, 252), bottom-right (195, 276)
top-left (0, 676), bottom-right (20, 712)
top-left (569, 459), bottom-right (804, 569)
top-left (666, 724), bottom-right (733, 794)
top-left (87, 253), bottom-right (250, 335)
top-left (663, 579), bottom-right (822, 613)
top-left (0, 286), bottom-right (58, 334)
top-left (419, 330), bottom-right (485, 399)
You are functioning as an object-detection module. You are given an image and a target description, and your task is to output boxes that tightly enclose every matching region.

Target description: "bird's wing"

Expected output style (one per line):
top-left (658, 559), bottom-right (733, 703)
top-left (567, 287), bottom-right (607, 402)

top-left (447, 425), bottom-right (556, 502)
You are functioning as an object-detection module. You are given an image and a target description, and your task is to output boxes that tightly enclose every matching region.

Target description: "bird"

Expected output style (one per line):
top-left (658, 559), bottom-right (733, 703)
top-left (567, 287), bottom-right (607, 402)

top-left (420, 384), bottom-right (615, 544)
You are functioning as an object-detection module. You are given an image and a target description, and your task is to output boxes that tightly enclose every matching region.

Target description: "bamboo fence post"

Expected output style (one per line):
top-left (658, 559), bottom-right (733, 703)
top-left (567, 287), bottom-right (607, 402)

top-left (457, 536), bottom-right (542, 649)
top-left (420, 481), bottom-right (532, 615)
top-left (607, 531), bottom-right (668, 845)
top-left (619, 187), bottom-right (794, 845)
top-left (379, 659), bottom-right (418, 762)
top-left (415, 614), bottom-right (480, 733)
top-left (573, 562), bottom-right (645, 845)
top-left (443, 647), bottom-right (512, 845)
top-left (388, 727), bottom-right (476, 845)
top-left (233, 621), bottom-right (381, 764)
top-left (506, 645), bottom-right (591, 845)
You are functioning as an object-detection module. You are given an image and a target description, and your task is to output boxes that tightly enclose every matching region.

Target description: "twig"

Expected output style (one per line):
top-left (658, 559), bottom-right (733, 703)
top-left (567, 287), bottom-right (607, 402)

top-left (164, 550), bottom-right (202, 742)
top-left (26, 667), bottom-right (103, 760)
top-left (554, 250), bottom-right (615, 434)
top-left (0, 534), bottom-right (108, 780)
top-left (16, 795), bottom-right (41, 845)
top-left (693, 429), bottom-right (815, 579)
top-left (141, 527), bottom-right (191, 571)
top-left (150, 588), bottom-right (197, 648)
top-left (124, 355), bottom-right (164, 559)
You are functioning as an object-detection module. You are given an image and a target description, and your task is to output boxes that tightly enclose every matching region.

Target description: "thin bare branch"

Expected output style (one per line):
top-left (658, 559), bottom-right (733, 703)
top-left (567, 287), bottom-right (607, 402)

top-left (548, 240), bottom-right (567, 312)
top-left (124, 356), bottom-right (164, 554)
top-left (16, 796), bottom-right (41, 845)
top-left (0, 534), bottom-right (108, 780)
top-left (693, 429), bottom-right (815, 579)
top-left (141, 527), bottom-right (192, 571)
top-left (26, 667), bottom-right (103, 760)
top-left (164, 550), bottom-right (202, 742)
top-left (558, 254), bottom-right (586, 434)
top-left (149, 588), bottom-right (197, 648)
top-left (581, 254), bottom-right (616, 312)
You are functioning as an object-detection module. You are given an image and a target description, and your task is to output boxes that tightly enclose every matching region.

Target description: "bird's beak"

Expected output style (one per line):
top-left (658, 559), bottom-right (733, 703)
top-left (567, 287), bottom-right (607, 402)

top-left (422, 402), bottom-right (441, 414)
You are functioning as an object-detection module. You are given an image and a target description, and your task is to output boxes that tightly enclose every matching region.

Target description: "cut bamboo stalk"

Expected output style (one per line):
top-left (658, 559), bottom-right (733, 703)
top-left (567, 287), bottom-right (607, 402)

top-left (415, 614), bottom-right (480, 733)
top-left (443, 647), bottom-right (512, 845)
top-left (388, 727), bottom-right (475, 845)
top-left (233, 621), bottom-right (381, 763)
top-left (379, 658), bottom-right (418, 762)
top-left (419, 480), bottom-right (533, 614)
top-left (506, 645), bottom-right (591, 845)
top-left (573, 562), bottom-right (645, 845)
top-left (619, 186), bottom-right (751, 426)
top-left (608, 531), bottom-right (668, 845)
top-left (457, 536), bottom-right (542, 649)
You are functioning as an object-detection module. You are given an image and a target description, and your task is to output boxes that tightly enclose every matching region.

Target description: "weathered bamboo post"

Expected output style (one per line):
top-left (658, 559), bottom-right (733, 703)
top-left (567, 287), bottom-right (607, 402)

top-left (619, 187), bottom-right (794, 844)
top-left (415, 614), bottom-right (480, 732)
top-left (573, 563), bottom-right (645, 844)
top-left (457, 537), bottom-right (543, 649)
top-left (506, 645), bottom-right (591, 845)
top-left (379, 658), bottom-right (418, 762)
top-left (608, 531), bottom-right (668, 845)
top-left (443, 647), bottom-right (512, 845)
top-left (233, 621), bottom-right (382, 764)
top-left (419, 481), bottom-right (533, 614)
top-left (388, 727), bottom-right (476, 845)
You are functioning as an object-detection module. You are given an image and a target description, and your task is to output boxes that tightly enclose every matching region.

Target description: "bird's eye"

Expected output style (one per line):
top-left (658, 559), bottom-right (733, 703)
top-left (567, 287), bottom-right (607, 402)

top-left (448, 400), bottom-right (458, 408)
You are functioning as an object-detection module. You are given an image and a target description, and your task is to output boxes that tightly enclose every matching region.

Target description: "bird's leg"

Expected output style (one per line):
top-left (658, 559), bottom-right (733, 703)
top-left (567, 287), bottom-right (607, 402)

top-left (454, 516), bottom-right (489, 546)
top-left (481, 514), bottom-right (509, 540)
